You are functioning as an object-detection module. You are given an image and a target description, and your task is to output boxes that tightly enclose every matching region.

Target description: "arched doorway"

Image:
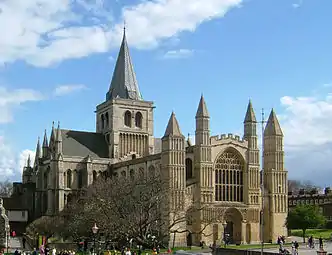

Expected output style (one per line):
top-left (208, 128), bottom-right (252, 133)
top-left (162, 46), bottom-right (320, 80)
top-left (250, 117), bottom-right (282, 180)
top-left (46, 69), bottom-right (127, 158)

top-left (224, 208), bottom-right (243, 244)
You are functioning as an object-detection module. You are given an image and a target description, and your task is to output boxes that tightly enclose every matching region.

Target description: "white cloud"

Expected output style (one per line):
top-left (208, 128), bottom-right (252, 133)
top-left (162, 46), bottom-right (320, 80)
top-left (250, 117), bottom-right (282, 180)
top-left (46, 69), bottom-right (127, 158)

top-left (279, 93), bottom-right (332, 185)
top-left (19, 149), bottom-right (36, 173)
top-left (54, 84), bottom-right (87, 96)
top-left (292, 0), bottom-right (303, 8)
top-left (0, 135), bottom-right (35, 180)
top-left (0, 0), bottom-right (243, 67)
top-left (0, 87), bottom-right (44, 123)
top-left (163, 49), bottom-right (194, 59)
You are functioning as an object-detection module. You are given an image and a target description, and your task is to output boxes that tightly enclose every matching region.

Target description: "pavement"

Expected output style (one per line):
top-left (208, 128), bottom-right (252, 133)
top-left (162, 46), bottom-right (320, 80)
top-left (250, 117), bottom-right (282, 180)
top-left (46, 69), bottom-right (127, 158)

top-left (8, 237), bottom-right (31, 252)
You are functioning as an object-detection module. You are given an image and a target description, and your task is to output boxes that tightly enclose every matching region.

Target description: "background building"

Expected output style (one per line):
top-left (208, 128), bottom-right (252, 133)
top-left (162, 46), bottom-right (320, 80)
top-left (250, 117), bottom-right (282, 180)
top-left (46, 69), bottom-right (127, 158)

top-left (288, 187), bottom-right (332, 227)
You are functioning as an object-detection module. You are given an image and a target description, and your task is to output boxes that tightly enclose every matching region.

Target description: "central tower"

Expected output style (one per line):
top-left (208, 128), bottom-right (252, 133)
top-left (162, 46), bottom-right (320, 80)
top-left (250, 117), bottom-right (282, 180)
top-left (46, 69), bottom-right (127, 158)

top-left (96, 28), bottom-right (154, 159)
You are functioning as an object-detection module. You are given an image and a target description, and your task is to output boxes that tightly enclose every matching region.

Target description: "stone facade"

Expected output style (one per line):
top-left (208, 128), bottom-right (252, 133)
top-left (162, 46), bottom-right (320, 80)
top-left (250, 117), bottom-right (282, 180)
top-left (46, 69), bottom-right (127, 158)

top-left (19, 29), bottom-right (288, 246)
top-left (0, 198), bottom-right (10, 248)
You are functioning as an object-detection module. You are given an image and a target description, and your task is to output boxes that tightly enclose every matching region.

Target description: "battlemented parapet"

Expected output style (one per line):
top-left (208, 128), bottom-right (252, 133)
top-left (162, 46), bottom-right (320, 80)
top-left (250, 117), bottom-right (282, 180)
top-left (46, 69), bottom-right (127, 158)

top-left (0, 198), bottom-right (9, 249)
top-left (210, 133), bottom-right (248, 147)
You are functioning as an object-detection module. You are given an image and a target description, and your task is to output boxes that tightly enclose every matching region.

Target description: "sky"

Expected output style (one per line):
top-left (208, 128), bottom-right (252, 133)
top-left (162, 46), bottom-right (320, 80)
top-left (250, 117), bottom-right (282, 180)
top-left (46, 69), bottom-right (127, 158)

top-left (0, 0), bottom-right (332, 186)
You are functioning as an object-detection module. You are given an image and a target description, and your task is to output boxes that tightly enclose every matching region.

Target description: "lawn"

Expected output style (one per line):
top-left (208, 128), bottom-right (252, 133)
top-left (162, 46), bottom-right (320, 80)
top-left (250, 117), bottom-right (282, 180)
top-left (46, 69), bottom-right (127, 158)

top-left (290, 229), bottom-right (332, 240)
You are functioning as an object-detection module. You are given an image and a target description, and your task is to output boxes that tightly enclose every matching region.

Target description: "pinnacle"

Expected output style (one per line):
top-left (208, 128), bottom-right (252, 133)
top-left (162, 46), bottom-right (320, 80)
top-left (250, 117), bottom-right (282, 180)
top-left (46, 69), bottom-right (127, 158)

top-left (107, 29), bottom-right (142, 101)
top-left (196, 95), bottom-right (209, 118)
top-left (264, 109), bottom-right (283, 136)
top-left (244, 100), bottom-right (257, 123)
top-left (163, 112), bottom-right (183, 137)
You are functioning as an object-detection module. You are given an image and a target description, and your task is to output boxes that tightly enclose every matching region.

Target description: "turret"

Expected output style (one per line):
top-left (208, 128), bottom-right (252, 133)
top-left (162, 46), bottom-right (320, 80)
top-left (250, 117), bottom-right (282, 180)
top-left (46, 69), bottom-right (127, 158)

top-left (263, 109), bottom-right (288, 242)
top-left (193, 95), bottom-right (214, 244)
top-left (55, 121), bottom-right (63, 155)
top-left (243, 100), bottom-right (260, 206)
top-left (42, 130), bottom-right (48, 158)
top-left (161, 112), bottom-right (186, 246)
top-left (34, 137), bottom-right (41, 167)
top-left (49, 121), bottom-right (55, 155)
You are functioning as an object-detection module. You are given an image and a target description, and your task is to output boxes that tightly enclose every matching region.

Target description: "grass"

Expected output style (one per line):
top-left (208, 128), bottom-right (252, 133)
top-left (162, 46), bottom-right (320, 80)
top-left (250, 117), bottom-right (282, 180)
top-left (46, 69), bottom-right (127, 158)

top-left (290, 229), bottom-right (332, 240)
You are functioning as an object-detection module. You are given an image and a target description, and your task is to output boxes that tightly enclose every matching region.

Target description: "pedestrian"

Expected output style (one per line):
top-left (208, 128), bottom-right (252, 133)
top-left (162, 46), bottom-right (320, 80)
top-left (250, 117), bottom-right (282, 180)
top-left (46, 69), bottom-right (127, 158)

top-left (319, 237), bottom-right (323, 250)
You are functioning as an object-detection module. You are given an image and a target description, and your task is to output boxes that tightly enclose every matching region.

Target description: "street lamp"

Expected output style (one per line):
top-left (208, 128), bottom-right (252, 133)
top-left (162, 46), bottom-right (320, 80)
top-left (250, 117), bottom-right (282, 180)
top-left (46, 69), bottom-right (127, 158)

top-left (222, 221), bottom-right (227, 248)
top-left (5, 223), bottom-right (10, 254)
top-left (92, 223), bottom-right (99, 254)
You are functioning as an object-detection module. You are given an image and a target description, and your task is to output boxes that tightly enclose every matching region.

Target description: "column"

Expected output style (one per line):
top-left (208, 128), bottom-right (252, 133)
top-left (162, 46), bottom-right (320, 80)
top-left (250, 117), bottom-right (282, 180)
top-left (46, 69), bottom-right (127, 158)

top-left (241, 220), bottom-right (247, 244)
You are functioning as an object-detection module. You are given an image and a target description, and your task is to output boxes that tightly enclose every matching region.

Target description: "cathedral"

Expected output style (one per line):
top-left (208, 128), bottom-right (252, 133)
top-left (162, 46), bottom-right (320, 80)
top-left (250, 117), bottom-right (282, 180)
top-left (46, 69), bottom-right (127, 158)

top-left (21, 29), bottom-right (288, 246)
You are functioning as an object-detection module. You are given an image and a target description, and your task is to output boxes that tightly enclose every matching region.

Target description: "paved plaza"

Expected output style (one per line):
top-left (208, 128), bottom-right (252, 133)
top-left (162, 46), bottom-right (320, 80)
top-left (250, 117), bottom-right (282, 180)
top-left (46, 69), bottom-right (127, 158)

top-left (252, 242), bottom-right (332, 254)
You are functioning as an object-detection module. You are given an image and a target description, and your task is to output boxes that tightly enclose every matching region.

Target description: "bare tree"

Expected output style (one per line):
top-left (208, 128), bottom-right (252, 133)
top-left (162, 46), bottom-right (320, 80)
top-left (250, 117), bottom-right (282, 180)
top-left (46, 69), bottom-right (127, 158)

top-left (0, 180), bottom-right (13, 197)
top-left (54, 173), bottom-right (222, 248)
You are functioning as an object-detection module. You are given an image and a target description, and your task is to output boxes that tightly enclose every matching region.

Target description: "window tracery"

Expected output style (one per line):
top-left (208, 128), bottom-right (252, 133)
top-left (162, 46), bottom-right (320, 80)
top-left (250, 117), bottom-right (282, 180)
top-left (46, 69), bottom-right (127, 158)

top-left (215, 148), bottom-right (244, 202)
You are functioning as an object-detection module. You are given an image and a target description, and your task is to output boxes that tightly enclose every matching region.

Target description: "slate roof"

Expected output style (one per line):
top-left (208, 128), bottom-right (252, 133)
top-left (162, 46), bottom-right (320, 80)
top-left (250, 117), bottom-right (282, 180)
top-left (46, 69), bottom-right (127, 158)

top-left (60, 129), bottom-right (109, 158)
top-left (106, 29), bottom-right (142, 101)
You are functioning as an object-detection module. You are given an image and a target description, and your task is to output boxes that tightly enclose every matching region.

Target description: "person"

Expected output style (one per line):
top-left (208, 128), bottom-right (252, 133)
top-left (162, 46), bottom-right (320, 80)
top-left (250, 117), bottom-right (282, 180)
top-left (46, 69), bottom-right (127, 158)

top-left (125, 248), bottom-right (131, 255)
top-left (319, 237), bottom-right (323, 250)
top-left (52, 247), bottom-right (57, 255)
top-left (294, 241), bottom-right (299, 255)
top-left (22, 237), bottom-right (26, 249)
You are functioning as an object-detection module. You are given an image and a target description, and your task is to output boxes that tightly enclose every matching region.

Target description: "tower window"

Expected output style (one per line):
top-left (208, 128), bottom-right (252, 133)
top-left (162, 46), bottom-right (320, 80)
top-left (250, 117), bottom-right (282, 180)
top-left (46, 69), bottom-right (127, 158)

top-left (105, 112), bottom-right (109, 127)
top-left (135, 112), bottom-right (143, 128)
top-left (124, 110), bottom-right (132, 127)
top-left (101, 114), bottom-right (105, 129)
top-left (185, 158), bottom-right (193, 180)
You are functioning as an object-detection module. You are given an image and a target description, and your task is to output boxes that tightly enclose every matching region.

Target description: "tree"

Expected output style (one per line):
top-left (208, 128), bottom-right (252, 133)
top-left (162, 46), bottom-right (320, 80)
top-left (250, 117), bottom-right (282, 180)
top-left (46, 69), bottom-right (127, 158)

top-left (26, 215), bottom-right (65, 240)
top-left (56, 173), bottom-right (222, 248)
top-left (286, 205), bottom-right (326, 243)
top-left (0, 180), bottom-right (13, 197)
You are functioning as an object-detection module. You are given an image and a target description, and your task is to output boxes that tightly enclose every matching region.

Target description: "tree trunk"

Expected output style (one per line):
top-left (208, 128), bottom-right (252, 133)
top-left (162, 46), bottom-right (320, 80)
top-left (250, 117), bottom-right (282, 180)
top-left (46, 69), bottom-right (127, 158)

top-left (302, 229), bottom-right (306, 243)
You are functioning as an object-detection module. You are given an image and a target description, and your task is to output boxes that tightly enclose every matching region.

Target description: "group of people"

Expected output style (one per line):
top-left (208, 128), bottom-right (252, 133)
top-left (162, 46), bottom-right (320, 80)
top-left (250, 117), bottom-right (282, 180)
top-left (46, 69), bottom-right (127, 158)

top-left (308, 236), bottom-right (324, 250)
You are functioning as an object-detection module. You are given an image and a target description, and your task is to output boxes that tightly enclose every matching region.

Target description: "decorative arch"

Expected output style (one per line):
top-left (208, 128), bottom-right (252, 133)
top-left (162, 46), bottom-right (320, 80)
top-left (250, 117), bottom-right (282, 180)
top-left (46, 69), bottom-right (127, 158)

top-left (223, 207), bottom-right (243, 244)
top-left (185, 158), bottom-right (193, 180)
top-left (124, 110), bottom-right (132, 127)
top-left (148, 165), bottom-right (155, 178)
top-left (214, 147), bottom-right (245, 202)
top-left (135, 112), bottom-right (143, 128)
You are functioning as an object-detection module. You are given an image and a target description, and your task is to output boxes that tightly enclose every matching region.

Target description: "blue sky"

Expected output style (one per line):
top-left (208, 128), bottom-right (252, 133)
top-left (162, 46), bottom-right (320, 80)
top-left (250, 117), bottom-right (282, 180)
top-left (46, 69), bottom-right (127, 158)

top-left (1, 0), bottom-right (332, 186)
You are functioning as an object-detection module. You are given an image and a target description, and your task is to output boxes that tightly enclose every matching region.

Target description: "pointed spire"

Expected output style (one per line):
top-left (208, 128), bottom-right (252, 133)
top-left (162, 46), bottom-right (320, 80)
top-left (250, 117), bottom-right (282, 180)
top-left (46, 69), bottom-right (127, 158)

top-left (187, 133), bottom-right (192, 146)
top-left (43, 129), bottom-right (48, 147)
top-left (196, 94), bottom-right (209, 118)
top-left (244, 100), bottom-right (257, 123)
top-left (264, 109), bottom-right (283, 136)
top-left (35, 137), bottom-right (41, 161)
top-left (106, 27), bottom-right (142, 101)
top-left (163, 112), bottom-right (183, 137)
top-left (50, 121), bottom-right (55, 141)
top-left (56, 121), bottom-right (62, 142)
top-left (27, 155), bottom-right (31, 167)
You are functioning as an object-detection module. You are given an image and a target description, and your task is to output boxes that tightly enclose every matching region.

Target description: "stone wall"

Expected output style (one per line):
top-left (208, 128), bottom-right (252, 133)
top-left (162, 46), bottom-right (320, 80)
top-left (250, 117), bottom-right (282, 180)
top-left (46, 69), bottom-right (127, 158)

top-left (0, 198), bottom-right (10, 249)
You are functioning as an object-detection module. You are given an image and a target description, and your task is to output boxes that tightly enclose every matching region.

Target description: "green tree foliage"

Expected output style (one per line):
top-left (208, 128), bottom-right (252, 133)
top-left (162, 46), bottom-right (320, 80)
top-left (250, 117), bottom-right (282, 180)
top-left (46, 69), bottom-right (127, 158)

top-left (286, 205), bottom-right (326, 243)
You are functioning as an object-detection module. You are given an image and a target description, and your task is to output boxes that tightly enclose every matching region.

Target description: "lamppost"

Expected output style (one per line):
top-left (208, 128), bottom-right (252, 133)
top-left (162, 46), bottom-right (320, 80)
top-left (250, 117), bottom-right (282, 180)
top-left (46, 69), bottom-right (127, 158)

top-left (92, 223), bottom-right (99, 255)
top-left (5, 223), bottom-right (10, 254)
top-left (222, 221), bottom-right (227, 248)
top-left (260, 108), bottom-right (266, 255)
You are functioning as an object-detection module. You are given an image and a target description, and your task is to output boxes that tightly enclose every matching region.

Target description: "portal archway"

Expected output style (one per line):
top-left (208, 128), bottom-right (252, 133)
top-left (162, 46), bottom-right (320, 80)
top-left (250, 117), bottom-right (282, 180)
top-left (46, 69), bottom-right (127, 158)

top-left (224, 208), bottom-right (243, 244)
